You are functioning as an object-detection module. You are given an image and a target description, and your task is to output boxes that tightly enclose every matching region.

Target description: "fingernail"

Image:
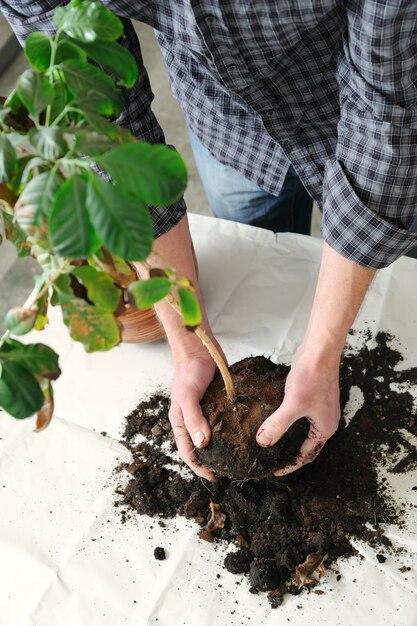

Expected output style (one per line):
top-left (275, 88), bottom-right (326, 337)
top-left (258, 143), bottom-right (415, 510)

top-left (257, 429), bottom-right (272, 447)
top-left (193, 431), bottom-right (205, 447)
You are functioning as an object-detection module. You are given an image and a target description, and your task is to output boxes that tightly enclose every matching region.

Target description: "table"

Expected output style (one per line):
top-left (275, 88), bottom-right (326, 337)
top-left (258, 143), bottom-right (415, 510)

top-left (0, 214), bottom-right (416, 625)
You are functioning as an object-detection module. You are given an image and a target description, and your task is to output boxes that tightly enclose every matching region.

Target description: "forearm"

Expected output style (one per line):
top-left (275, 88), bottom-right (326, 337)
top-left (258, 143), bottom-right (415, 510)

top-left (298, 242), bottom-right (376, 366)
top-left (134, 214), bottom-right (214, 362)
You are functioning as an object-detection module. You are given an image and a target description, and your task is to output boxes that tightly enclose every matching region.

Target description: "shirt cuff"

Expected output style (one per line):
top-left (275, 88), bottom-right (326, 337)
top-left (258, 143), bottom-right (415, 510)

top-left (150, 197), bottom-right (187, 239)
top-left (321, 159), bottom-right (417, 268)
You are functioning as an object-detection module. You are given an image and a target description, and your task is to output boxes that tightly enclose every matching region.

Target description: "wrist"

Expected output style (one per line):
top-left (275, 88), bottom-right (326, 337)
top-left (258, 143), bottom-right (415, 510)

top-left (295, 335), bottom-right (343, 372)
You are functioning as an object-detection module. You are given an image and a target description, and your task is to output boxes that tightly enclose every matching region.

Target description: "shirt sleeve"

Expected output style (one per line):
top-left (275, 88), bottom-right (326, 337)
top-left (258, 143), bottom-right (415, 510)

top-left (321, 2), bottom-right (417, 268)
top-left (0, 1), bottom-right (186, 238)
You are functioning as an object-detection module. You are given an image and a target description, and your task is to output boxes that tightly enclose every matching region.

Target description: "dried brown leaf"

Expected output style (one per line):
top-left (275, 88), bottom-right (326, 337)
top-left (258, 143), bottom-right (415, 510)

top-left (294, 552), bottom-right (327, 588)
top-left (198, 529), bottom-right (214, 543)
top-left (206, 500), bottom-right (226, 532)
top-left (35, 381), bottom-right (54, 432)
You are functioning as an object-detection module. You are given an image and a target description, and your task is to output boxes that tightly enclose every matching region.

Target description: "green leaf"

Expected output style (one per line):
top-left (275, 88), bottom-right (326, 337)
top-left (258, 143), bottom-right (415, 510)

top-left (55, 0), bottom-right (124, 42)
top-left (129, 277), bottom-right (171, 310)
top-left (60, 59), bottom-right (122, 116)
top-left (4, 307), bottom-right (38, 335)
top-left (86, 175), bottom-right (154, 261)
top-left (178, 288), bottom-right (202, 328)
top-left (8, 155), bottom-right (36, 193)
top-left (17, 70), bottom-right (54, 116)
top-left (56, 38), bottom-right (86, 63)
top-left (19, 156), bottom-right (48, 187)
top-left (33, 289), bottom-right (49, 331)
top-left (58, 291), bottom-right (120, 352)
top-left (0, 340), bottom-right (61, 380)
top-left (29, 126), bottom-right (68, 160)
top-left (72, 265), bottom-right (121, 312)
top-left (81, 111), bottom-right (133, 143)
top-left (49, 81), bottom-right (71, 124)
top-left (0, 361), bottom-right (44, 418)
top-left (0, 135), bottom-right (17, 183)
top-left (96, 142), bottom-right (188, 205)
top-left (49, 174), bottom-right (101, 258)
top-left (76, 40), bottom-right (138, 88)
top-left (5, 89), bottom-right (24, 115)
top-left (74, 130), bottom-right (116, 156)
top-left (24, 32), bottom-right (52, 71)
top-left (0, 378), bottom-right (14, 413)
top-left (0, 211), bottom-right (31, 258)
top-left (15, 170), bottom-right (61, 235)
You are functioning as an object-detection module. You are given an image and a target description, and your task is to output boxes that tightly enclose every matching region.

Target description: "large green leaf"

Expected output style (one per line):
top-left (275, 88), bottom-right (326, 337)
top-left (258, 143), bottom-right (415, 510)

top-left (74, 130), bottom-right (116, 156)
top-left (86, 175), bottom-right (154, 261)
top-left (72, 265), bottom-right (121, 312)
top-left (0, 340), bottom-right (61, 380)
top-left (29, 126), bottom-right (68, 160)
top-left (0, 210), bottom-right (32, 258)
top-left (76, 40), bottom-right (138, 88)
top-left (58, 291), bottom-right (120, 352)
top-left (55, 0), bottom-right (123, 42)
top-left (15, 170), bottom-right (61, 235)
top-left (60, 59), bottom-right (122, 116)
top-left (49, 174), bottom-right (101, 258)
top-left (24, 32), bottom-right (52, 72)
top-left (0, 135), bottom-right (17, 183)
top-left (129, 277), bottom-right (171, 310)
top-left (16, 70), bottom-right (54, 116)
top-left (56, 38), bottom-right (86, 63)
top-left (96, 142), bottom-right (188, 206)
top-left (0, 361), bottom-right (44, 418)
top-left (81, 111), bottom-right (133, 143)
top-left (178, 288), bottom-right (202, 328)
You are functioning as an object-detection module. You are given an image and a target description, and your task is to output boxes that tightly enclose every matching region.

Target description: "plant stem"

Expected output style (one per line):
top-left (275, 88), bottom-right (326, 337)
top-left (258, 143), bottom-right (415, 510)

top-left (52, 105), bottom-right (83, 127)
top-left (195, 326), bottom-right (236, 402)
top-left (166, 294), bottom-right (236, 402)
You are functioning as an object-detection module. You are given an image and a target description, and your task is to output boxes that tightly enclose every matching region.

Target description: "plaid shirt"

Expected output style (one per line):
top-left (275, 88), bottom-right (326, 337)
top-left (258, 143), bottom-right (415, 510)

top-left (2, 1), bottom-right (417, 268)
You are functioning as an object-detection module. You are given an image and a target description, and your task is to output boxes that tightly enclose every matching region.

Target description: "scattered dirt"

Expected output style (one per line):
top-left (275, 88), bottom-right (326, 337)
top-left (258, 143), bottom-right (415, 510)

top-left (196, 356), bottom-right (309, 478)
top-left (114, 331), bottom-right (417, 606)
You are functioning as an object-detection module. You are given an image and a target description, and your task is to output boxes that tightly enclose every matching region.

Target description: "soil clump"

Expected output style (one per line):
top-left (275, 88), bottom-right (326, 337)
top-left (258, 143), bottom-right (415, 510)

top-left (196, 356), bottom-right (309, 478)
top-left (114, 331), bottom-right (417, 606)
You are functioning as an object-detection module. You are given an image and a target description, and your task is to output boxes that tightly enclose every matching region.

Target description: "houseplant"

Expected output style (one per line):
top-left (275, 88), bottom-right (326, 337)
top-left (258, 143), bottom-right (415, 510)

top-left (0, 0), bottom-right (304, 479)
top-left (0, 0), bottom-right (234, 430)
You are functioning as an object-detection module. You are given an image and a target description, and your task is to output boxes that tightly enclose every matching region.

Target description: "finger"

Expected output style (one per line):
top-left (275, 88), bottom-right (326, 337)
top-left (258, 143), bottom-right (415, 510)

top-left (169, 402), bottom-right (217, 482)
top-left (256, 402), bottom-right (303, 447)
top-left (273, 429), bottom-right (327, 477)
top-left (174, 385), bottom-right (212, 449)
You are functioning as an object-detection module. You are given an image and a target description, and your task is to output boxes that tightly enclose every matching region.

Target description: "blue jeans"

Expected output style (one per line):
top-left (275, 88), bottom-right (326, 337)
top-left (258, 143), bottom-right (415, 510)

top-left (189, 129), bottom-right (313, 235)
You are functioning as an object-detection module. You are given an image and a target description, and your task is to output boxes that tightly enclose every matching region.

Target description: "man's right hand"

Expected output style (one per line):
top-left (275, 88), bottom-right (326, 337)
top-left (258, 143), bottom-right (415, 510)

top-left (169, 347), bottom-right (219, 481)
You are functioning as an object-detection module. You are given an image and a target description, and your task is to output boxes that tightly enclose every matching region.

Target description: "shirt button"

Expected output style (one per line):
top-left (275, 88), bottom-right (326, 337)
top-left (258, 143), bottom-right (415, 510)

top-left (205, 14), bottom-right (218, 24)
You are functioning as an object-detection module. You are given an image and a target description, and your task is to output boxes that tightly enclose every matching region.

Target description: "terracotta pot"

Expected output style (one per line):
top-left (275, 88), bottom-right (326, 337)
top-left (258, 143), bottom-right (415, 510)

top-left (117, 242), bottom-right (198, 344)
top-left (117, 304), bottom-right (165, 344)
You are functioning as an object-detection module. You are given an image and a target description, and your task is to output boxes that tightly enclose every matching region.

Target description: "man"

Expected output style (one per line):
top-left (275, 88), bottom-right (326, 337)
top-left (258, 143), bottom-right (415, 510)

top-left (2, 1), bottom-right (417, 481)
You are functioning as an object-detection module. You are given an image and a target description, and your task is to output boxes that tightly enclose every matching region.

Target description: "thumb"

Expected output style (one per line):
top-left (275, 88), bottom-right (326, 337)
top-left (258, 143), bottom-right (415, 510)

top-left (256, 401), bottom-right (302, 447)
top-left (175, 388), bottom-right (211, 449)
